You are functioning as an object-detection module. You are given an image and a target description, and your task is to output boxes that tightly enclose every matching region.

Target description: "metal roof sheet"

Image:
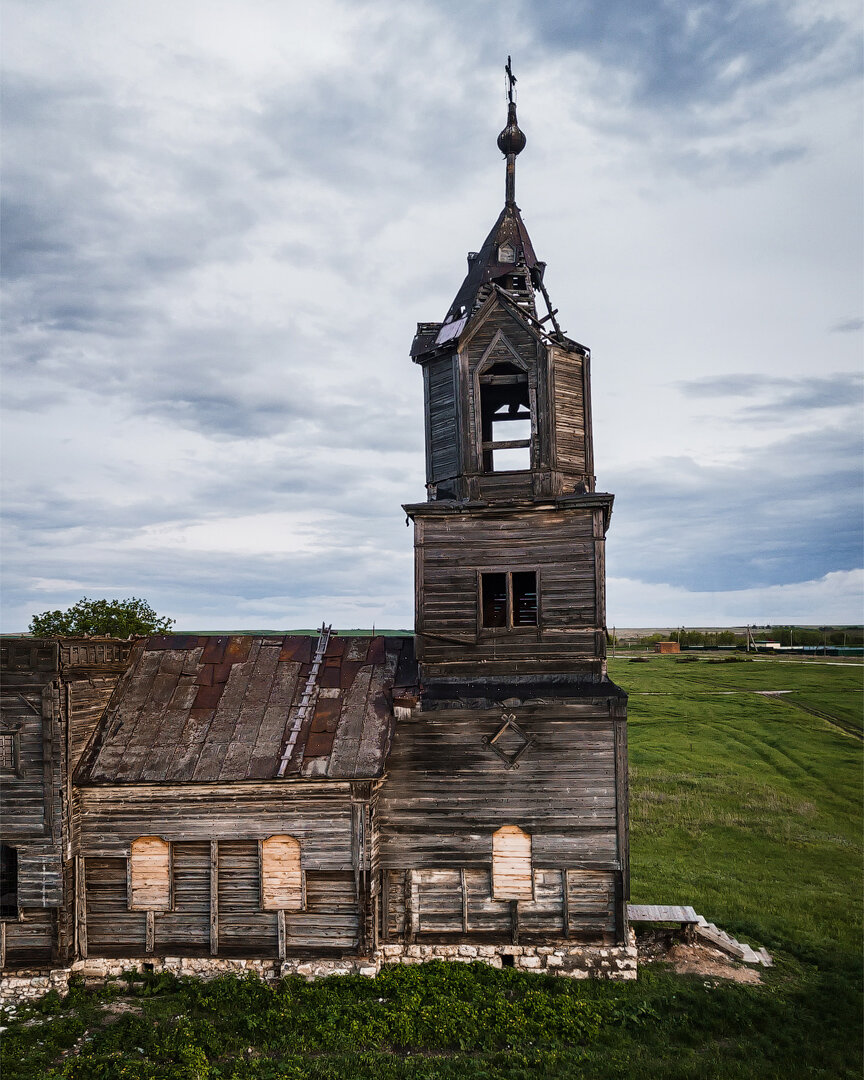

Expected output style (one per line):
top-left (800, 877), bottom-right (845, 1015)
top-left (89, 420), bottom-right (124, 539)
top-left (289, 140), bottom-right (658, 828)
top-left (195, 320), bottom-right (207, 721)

top-left (75, 634), bottom-right (416, 785)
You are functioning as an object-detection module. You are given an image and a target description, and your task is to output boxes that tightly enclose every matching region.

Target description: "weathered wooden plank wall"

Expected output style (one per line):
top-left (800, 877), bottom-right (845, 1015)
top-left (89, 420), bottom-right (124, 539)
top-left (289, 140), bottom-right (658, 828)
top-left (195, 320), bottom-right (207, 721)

top-left (383, 867), bottom-right (616, 942)
top-left (549, 345), bottom-right (587, 480)
top-left (379, 709), bottom-right (619, 869)
top-left (75, 783), bottom-right (356, 861)
top-left (414, 508), bottom-right (605, 675)
top-left (425, 354), bottom-right (460, 485)
top-left (74, 781), bottom-right (371, 957)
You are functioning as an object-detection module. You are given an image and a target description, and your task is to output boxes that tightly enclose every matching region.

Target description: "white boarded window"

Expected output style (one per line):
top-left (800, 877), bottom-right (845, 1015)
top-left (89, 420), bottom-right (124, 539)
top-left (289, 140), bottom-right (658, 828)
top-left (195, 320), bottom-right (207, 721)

top-left (492, 825), bottom-right (533, 900)
top-left (261, 835), bottom-right (303, 911)
top-left (129, 836), bottom-right (171, 911)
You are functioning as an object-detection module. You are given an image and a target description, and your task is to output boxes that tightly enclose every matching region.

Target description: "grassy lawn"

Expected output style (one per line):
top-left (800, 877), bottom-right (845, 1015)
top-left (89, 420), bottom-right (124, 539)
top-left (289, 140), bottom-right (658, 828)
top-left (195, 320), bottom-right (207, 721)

top-left (2, 657), bottom-right (861, 1079)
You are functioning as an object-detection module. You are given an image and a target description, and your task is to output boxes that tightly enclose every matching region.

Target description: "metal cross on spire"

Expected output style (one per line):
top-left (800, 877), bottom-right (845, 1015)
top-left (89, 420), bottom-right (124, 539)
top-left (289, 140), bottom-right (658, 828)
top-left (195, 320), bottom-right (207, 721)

top-left (498, 58), bottom-right (526, 205)
top-left (505, 55), bottom-right (517, 104)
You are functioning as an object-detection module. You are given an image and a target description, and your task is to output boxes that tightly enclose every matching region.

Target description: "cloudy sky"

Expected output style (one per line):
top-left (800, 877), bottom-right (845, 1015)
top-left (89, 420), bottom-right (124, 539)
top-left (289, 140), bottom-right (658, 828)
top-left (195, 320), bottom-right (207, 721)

top-left (2, 0), bottom-right (862, 632)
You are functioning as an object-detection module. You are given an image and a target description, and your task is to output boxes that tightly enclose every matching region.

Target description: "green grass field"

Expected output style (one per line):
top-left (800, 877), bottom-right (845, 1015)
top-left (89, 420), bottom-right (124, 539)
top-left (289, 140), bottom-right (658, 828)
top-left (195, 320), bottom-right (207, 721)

top-left (3, 657), bottom-right (861, 1079)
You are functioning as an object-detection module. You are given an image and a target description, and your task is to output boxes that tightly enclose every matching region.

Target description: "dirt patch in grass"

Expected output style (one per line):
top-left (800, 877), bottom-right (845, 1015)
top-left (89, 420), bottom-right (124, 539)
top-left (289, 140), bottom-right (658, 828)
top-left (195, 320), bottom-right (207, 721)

top-left (637, 930), bottom-right (762, 984)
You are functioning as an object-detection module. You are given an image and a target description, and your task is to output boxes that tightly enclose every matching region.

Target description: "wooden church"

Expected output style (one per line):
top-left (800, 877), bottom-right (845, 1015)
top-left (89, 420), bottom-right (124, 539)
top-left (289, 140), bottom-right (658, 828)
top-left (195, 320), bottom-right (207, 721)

top-left (0, 75), bottom-right (630, 976)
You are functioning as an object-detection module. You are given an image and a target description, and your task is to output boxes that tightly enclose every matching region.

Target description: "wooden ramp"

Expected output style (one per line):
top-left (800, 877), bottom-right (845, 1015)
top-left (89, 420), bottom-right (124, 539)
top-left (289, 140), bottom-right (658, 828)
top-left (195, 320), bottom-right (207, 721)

top-left (627, 904), bottom-right (772, 967)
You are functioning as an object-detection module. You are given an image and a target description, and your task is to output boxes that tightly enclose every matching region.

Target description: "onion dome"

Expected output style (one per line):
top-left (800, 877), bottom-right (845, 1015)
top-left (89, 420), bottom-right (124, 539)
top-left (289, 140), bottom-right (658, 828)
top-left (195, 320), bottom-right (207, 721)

top-left (497, 102), bottom-right (526, 156)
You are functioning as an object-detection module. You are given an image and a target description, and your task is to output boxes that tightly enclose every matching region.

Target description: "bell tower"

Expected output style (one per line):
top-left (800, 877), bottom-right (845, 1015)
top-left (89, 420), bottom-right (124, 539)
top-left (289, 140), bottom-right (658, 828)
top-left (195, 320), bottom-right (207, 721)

top-left (382, 65), bottom-right (629, 951)
top-left (405, 67), bottom-right (616, 703)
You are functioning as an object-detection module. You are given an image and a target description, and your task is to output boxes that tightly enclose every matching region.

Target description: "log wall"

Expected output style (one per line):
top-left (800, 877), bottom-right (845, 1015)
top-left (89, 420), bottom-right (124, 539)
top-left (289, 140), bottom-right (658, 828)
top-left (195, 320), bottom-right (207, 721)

top-left (414, 505), bottom-right (607, 676)
top-left (75, 782), bottom-right (368, 958)
top-left (378, 702), bottom-right (626, 944)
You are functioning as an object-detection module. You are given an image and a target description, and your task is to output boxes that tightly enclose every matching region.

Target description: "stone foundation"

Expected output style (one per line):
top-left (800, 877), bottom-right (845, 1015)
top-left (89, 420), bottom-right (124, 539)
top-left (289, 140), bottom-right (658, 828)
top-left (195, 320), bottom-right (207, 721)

top-left (0, 936), bottom-right (637, 1007)
top-left (0, 968), bottom-right (71, 1011)
top-left (374, 939), bottom-right (637, 980)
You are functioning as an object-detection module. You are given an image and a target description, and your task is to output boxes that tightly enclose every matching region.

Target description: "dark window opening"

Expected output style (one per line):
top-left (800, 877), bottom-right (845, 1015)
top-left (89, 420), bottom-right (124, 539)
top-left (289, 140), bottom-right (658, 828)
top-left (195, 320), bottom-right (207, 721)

top-left (479, 363), bottom-right (531, 473)
top-left (481, 571), bottom-right (538, 629)
top-left (482, 573), bottom-right (508, 628)
top-left (1, 844), bottom-right (18, 918)
top-left (501, 954), bottom-right (515, 968)
top-left (512, 572), bottom-right (538, 626)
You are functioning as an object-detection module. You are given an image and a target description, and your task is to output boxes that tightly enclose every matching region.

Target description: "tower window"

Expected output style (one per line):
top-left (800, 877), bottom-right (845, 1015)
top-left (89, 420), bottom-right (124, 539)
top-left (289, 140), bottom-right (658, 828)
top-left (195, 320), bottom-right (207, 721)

top-left (481, 571), bottom-right (538, 628)
top-left (1, 844), bottom-right (18, 918)
top-left (498, 243), bottom-right (515, 263)
top-left (479, 362), bottom-right (531, 472)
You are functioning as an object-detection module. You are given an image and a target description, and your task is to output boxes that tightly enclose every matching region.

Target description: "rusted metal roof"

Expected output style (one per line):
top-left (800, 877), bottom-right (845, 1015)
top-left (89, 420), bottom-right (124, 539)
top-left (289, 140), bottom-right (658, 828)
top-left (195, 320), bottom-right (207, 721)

top-left (444, 204), bottom-right (541, 324)
top-left (75, 634), bottom-right (416, 785)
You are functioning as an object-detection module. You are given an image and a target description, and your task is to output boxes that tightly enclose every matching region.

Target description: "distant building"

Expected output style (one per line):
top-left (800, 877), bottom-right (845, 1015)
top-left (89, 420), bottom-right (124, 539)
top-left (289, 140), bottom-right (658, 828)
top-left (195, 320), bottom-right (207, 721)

top-left (655, 642), bottom-right (680, 654)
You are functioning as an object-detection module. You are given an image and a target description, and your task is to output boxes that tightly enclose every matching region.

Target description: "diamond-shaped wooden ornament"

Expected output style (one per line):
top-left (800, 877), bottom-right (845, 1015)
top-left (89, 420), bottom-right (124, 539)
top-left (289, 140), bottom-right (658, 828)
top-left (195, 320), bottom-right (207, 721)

top-left (482, 712), bottom-right (534, 769)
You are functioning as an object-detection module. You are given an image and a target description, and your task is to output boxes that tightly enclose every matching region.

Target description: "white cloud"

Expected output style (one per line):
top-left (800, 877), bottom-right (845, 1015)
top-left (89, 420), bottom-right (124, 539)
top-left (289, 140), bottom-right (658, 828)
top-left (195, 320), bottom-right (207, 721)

top-left (1, 0), bottom-right (861, 631)
top-left (607, 569), bottom-right (864, 627)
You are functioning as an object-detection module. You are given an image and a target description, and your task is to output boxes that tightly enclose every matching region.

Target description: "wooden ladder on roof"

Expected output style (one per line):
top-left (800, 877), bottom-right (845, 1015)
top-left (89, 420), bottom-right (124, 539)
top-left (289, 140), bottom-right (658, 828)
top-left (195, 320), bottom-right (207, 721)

top-left (277, 623), bottom-right (332, 777)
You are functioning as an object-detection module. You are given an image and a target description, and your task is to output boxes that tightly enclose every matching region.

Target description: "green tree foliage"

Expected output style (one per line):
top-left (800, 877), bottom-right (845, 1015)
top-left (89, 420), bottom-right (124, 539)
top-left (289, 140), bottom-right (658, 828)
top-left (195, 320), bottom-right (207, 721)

top-left (29, 597), bottom-right (175, 639)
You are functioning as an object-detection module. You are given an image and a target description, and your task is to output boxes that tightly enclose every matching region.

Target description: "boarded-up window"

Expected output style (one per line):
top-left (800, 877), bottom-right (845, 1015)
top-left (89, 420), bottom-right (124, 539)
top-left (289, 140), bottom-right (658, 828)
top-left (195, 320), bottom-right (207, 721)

top-left (492, 825), bottom-right (533, 900)
top-left (129, 837), bottom-right (171, 911)
top-left (260, 835), bottom-right (303, 911)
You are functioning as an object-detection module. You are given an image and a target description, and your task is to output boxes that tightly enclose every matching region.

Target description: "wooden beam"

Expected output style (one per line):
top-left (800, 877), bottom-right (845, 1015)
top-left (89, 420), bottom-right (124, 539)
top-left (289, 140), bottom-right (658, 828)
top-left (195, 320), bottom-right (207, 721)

top-left (405, 870), bottom-right (418, 944)
top-left (480, 439), bottom-right (531, 451)
top-left (41, 684), bottom-right (54, 836)
top-left (381, 870), bottom-right (390, 942)
top-left (614, 718), bottom-right (630, 901)
top-left (510, 899), bottom-right (520, 945)
top-left (209, 840), bottom-right (218, 956)
top-left (0, 921), bottom-right (5, 969)
top-left (562, 869), bottom-right (570, 938)
top-left (277, 909), bottom-right (286, 960)
top-left (460, 868), bottom-right (469, 933)
top-left (75, 855), bottom-right (87, 959)
top-left (145, 910), bottom-right (155, 954)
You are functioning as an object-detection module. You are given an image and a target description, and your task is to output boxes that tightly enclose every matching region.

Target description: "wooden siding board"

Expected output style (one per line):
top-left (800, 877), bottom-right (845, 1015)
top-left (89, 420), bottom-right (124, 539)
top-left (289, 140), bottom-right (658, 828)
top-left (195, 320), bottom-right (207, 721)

top-left (427, 354), bottom-right (460, 482)
top-left (158, 841), bottom-right (210, 950)
top-left (80, 650), bottom-right (163, 781)
top-left (17, 851), bottom-right (63, 908)
top-left (217, 645), bottom-right (282, 781)
top-left (325, 667), bottom-right (374, 778)
top-left (191, 644), bottom-right (261, 782)
top-left (245, 661), bottom-right (302, 780)
top-left (85, 857), bottom-right (146, 955)
top-left (353, 646), bottom-right (400, 778)
top-left (217, 840), bottom-right (276, 954)
top-left (76, 784), bottom-right (355, 867)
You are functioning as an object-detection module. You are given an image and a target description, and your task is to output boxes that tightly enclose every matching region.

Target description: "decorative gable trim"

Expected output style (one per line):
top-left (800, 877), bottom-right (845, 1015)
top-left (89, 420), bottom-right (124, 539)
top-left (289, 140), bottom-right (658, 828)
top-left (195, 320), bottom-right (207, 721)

top-left (476, 329), bottom-right (528, 374)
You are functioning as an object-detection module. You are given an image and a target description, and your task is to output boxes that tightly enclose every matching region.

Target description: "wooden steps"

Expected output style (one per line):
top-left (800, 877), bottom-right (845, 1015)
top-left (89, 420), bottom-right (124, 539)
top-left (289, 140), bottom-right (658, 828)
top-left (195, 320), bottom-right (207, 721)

top-left (627, 904), bottom-right (772, 966)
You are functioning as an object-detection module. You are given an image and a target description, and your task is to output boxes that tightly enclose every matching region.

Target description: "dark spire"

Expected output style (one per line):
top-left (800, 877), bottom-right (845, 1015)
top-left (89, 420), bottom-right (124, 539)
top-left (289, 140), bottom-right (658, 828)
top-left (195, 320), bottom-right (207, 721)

top-left (410, 58), bottom-right (547, 352)
top-left (498, 57), bottom-right (526, 206)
